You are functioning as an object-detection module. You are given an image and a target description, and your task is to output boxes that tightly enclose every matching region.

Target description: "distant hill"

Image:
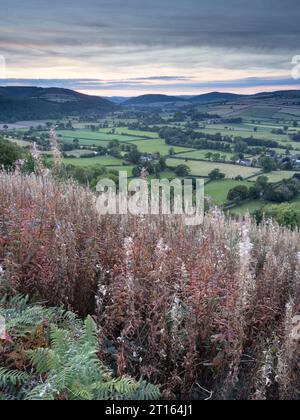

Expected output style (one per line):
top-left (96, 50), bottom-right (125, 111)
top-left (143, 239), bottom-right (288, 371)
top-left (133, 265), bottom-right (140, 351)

top-left (189, 92), bottom-right (244, 103)
top-left (252, 90), bottom-right (300, 101)
top-left (0, 87), bottom-right (116, 122)
top-left (123, 94), bottom-right (188, 106)
top-left (121, 90), bottom-right (300, 108)
top-left (122, 92), bottom-right (245, 106)
top-left (104, 96), bottom-right (132, 104)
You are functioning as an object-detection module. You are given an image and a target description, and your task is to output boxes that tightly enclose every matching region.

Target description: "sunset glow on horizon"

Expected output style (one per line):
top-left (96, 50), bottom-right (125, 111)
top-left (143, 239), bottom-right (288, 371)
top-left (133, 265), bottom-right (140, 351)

top-left (0, 0), bottom-right (299, 96)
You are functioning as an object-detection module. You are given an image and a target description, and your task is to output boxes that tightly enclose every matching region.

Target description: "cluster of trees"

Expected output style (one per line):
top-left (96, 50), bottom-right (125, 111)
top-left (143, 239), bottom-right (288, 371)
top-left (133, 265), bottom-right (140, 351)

top-left (208, 168), bottom-right (225, 180)
top-left (290, 132), bottom-right (300, 142)
top-left (159, 126), bottom-right (282, 159)
top-left (160, 127), bottom-right (232, 153)
top-left (0, 138), bottom-right (24, 169)
top-left (63, 164), bottom-right (125, 188)
top-left (222, 117), bottom-right (243, 124)
top-left (0, 137), bottom-right (50, 174)
top-left (254, 203), bottom-right (300, 229)
top-left (227, 175), bottom-right (300, 204)
top-left (132, 157), bottom-right (168, 178)
top-left (186, 109), bottom-right (220, 121)
top-left (237, 136), bottom-right (279, 149)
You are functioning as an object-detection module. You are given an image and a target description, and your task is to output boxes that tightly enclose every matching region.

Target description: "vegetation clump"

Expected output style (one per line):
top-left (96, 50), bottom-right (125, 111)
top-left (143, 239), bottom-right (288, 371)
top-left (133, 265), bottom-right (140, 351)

top-left (0, 171), bottom-right (299, 399)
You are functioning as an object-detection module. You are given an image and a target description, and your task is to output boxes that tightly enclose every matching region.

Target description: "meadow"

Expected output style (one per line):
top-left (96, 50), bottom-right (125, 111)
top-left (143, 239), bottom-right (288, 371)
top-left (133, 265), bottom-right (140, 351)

top-left (205, 179), bottom-right (255, 205)
top-left (196, 124), bottom-right (289, 142)
top-left (56, 129), bottom-right (142, 143)
top-left (251, 171), bottom-right (298, 183)
top-left (166, 158), bottom-right (262, 178)
top-left (100, 127), bottom-right (159, 138)
top-left (176, 149), bottom-right (235, 160)
top-left (128, 138), bottom-right (193, 154)
top-left (229, 200), bottom-right (267, 215)
top-left (63, 155), bottom-right (125, 167)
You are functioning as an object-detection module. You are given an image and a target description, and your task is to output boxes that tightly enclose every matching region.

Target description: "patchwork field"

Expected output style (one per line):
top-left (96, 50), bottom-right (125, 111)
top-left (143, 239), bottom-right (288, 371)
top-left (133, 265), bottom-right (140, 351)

top-left (129, 138), bottom-right (193, 154)
top-left (197, 125), bottom-right (289, 142)
top-left (229, 200), bottom-right (267, 216)
top-left (63, 155), bottom-right (124, 167)
top-left (251, 171), bottom-right (298, 183)
top-left (65, 149), bottom-right (98, 157)
top-left (166, 158), bottom-right (262, 178)
top-left (56, 129), bottom-right (141, 143)
top-left (205, 180), bottom-right (255, 205)
top-left (100, 127), bottom-right (158, 138)
top-left (176, 149), bottom-right (235, 160)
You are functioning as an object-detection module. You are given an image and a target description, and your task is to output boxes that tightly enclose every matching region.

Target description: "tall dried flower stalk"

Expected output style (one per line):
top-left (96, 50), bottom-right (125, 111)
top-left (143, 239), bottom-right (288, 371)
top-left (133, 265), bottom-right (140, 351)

top-left (0, 170), bottom-right (300, 399)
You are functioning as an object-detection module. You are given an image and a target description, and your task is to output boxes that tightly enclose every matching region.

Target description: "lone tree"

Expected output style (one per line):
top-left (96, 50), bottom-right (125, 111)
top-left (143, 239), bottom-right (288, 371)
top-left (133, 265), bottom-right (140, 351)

top-left (208, 168), bottom-right (225, 180)
top-left (174, 164), bottom-right (191, 177)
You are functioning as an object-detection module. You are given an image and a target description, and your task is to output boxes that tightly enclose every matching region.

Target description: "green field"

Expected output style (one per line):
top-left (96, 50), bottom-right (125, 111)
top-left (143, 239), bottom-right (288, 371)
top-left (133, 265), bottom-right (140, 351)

top-left (176, 149), bottom-right (235, 161)
top-left (229, 200), bottom-right (266, 216)
top-left (196, 125), bottom-right (289, 142)
top-left (63, 155), bottom-right (124, 167)
top-left (60, 137), bottom-right (111, 147)
top-left (65, 149), bottom-right (97, 157)
top-left (56, 129), bottom-right (140, 143)
top-left (128, 138), bottom-right (194, 155)
top-left (101, 127), bottom-right (158, 139)
top-left (205, 180), bottom-right (254, 205)
top-left (166, 158), bottom-right (262, 178)
top-left (252, 171), bottom-right (298, 183)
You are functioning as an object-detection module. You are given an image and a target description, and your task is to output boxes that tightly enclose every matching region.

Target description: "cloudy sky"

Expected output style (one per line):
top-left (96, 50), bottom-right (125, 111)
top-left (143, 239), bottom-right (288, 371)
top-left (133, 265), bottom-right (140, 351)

top-left (0, 0), bottom-right (299, 96)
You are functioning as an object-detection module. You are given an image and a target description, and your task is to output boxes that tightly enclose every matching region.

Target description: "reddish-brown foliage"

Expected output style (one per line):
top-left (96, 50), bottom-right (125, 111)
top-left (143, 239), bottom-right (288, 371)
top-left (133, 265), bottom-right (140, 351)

top-left (0, 171), bottom-right (299, 399)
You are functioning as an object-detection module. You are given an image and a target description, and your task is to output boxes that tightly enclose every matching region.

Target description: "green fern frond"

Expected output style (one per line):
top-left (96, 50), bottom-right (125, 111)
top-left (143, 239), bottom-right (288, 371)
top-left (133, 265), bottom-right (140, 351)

top-left (0, 368), bottom-right (29, 388)
top-left (0, 294), bottom-right (160, 401)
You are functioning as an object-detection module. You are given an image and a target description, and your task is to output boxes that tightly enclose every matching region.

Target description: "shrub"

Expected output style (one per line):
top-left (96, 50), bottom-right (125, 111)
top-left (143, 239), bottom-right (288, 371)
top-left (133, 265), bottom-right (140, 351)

top-left (227, 185), bottom-right (249, 202)
top-left (0, 171), bottom-right (100, 316)
top-left (208, 168), bottom-right (225, 180)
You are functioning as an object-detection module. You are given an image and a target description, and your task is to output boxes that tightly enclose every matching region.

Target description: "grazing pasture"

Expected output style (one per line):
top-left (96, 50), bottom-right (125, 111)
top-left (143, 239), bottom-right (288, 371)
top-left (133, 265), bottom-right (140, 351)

top-left (205, 179), bottom-right (254, 205)
top-left (129, 138), bottom-right (193, 154)
top-left (101, 127), bottom-right (159, 138)
top-left (197, 125), bottom-right (289, 142)
top-left (251, 171), bottom-right (298, 183)
top-left (56, 129), bottom-right (140, 142)
top-left (63, 155), bottom-right (124, 167)
top-left (166, 158), bottom-right (262, 178)
top-left (229, 200), bottom-right (266, 215)
top-left (176, 149), bottom-right (235, 160)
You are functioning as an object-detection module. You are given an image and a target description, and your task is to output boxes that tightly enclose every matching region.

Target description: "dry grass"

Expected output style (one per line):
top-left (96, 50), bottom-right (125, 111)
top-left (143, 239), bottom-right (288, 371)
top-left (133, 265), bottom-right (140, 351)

top-left (0, 170), bottom-right (299, 400)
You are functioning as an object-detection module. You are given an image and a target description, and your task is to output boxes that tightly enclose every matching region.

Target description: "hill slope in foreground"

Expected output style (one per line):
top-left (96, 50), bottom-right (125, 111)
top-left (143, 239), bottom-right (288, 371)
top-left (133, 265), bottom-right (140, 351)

top-left (0, 86), bottom-right (116, 121)
top-left (0, 170), bottom-right (299, 400)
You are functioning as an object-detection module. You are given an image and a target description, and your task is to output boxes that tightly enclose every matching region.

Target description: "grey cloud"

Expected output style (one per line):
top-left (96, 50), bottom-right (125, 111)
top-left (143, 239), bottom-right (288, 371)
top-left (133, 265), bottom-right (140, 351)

top-left (0, 0), bottom-right (299, 94)
top-left (1, 0), bottom-right (300, 50)
top-left (1, 76), bottom-right (299, 93)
